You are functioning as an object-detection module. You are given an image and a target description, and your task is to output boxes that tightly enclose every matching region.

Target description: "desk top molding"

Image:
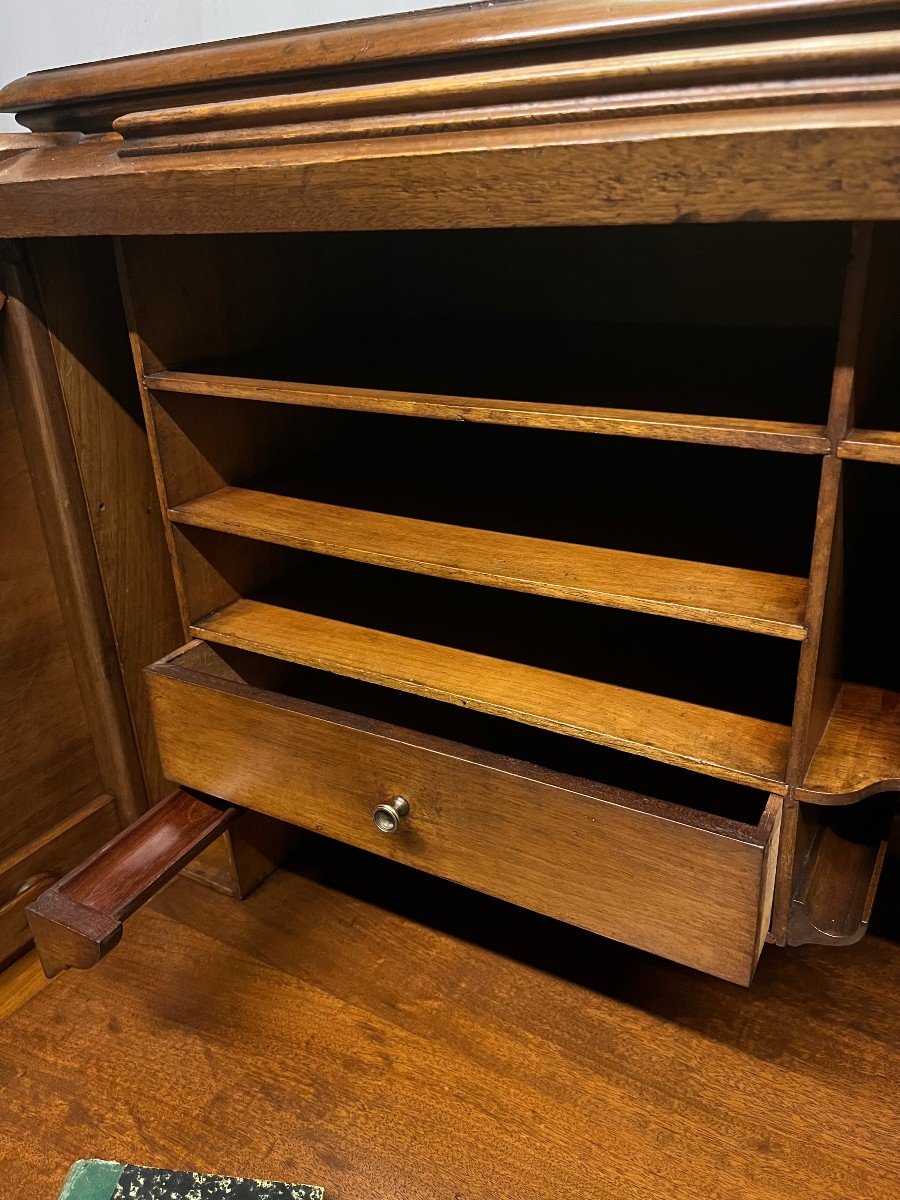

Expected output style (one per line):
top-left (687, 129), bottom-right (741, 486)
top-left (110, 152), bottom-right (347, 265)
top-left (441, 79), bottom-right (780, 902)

top-left (0, 0), bottom-right (899, 235)
top-left (3, 0), bottom-right (899, 132)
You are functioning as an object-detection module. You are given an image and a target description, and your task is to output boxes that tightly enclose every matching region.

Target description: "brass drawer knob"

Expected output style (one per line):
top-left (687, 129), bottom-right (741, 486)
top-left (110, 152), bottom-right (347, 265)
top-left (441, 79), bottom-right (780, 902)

top-left (373, 796), bottom-right (410, 834)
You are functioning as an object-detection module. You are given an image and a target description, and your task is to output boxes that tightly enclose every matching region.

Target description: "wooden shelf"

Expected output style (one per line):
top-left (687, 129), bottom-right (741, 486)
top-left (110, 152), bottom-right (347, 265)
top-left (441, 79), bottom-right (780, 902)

top-left (147, 318), bottom-right (836, 455)
top-left (797, 683), bottom-right (900, 803)
top-left (838, 428), bottom-right (900, 465)
top-left (148, 370), bottom-right (831, 455)
top-left (190, 596), bottom-right (792, 792)
top-left (171, 485), bottom-right (809, 639)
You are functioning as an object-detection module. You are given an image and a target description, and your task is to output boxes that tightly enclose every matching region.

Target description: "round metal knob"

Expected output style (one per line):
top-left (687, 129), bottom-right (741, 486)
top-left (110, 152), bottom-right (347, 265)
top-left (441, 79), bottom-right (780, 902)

top-left (372, 796), bottom-right (409, 834)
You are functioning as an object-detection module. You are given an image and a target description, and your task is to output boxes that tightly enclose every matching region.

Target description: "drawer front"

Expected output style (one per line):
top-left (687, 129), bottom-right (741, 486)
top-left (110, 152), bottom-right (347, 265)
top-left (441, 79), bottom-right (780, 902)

top-left (148, 644), bottom-right (780, 985)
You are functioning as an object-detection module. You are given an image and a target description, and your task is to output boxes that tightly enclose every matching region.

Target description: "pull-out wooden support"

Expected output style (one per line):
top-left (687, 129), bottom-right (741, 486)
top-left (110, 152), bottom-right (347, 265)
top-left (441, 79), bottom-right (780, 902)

top-left (26, 790), bottom-right (237, 979)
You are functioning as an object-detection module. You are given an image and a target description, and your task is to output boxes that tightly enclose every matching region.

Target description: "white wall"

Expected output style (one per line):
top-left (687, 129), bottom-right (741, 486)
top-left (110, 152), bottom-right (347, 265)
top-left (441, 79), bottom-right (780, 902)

top-left (0, 0), bottom-right (464, 132)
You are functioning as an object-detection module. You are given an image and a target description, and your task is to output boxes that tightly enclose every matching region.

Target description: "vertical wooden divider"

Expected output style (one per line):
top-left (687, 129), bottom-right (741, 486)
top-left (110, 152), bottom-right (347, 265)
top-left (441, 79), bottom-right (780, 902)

top-left (113, 238), bottom-right (193, 634)
top-left (113, 236), bottom-right (302, 897)
top-left (770, 222), bottom-right (873, 942)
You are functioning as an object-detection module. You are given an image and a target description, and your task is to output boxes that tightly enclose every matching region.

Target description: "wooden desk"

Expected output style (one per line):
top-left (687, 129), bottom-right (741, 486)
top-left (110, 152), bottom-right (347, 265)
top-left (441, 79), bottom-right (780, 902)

top-left (0, 0), bottom-right (896, 987)
top-left (0, 840), bottom-right (897, 1199)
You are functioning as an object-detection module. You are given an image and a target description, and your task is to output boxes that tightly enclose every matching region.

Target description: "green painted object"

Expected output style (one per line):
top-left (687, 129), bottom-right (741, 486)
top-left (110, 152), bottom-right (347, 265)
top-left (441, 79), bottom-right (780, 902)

top-left (55, 1160), bottom-right (324, 1200)
top-left (56, 1161), bottom-right (124, 1200)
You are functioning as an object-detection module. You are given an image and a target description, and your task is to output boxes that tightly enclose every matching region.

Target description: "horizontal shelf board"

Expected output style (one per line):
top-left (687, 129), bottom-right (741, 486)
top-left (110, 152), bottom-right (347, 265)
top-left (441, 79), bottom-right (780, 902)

top-left (838, 428), bottom-right (900, 465)
top-left (797, 683), bottom-right (900, 803)
top-left (171, 486), bottom-right (809, 638)
top-left (148, 370), bottom-right (831, 454)
top-left (191, 597), bottom-right (791, 792)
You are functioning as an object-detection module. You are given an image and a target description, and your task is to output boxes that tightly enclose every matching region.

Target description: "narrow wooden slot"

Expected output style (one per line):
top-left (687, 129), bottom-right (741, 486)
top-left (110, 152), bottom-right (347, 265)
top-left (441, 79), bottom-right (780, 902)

top-left (838, 428), bottom-right (900, 466)
top-left (789, 828), bottom-right (886, 945)
top-left (843, 224), bottom-right (900, 451)
top-left (147, 370), bottom-right (830, 455)
top-left (190, 595), bottom-right (791, 792)
top-left (788, 797), bottom-right (892, 946)
top-left (170, 486), bottom-right (809, 639)
top-left (770, 223), bottom-right (876, 942)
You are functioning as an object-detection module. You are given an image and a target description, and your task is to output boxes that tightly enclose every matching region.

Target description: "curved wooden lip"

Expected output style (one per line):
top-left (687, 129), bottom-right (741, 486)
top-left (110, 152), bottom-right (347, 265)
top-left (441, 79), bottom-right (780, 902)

top-left (2, 0), bottom-right (897, 113)
top-left (795, 683), bottom-right (900, 805)
top-left (795, 775), bottom-right (900, 804)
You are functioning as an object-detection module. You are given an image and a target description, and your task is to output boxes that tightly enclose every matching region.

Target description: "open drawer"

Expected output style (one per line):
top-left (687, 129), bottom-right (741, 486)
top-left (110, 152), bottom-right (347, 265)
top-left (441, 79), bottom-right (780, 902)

top-left (144, 641), bottom-right (782, 986)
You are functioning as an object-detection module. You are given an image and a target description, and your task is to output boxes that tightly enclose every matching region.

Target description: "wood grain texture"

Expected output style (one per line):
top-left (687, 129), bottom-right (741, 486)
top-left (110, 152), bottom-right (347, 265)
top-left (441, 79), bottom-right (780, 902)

top-left (796, 683), bottom-right (900, 802)
top-left (0, 847), bottom-right (897, 1199)
top-left (772, 225), bottom-right (872, 940)
top-left (838, 427), bottom-right (900, 463)
top-left (27, 238), bottom-right (185, 808)
top-left (0, 950), bottom-right (48, 1022)
top-left (116, 76), bottom-right (900, 157)
top-left (0, 795), bottom-right (120, 968)
top-left (0, 1), bottom-right (895, 987)
top-left (147, 645), bottom-right (778, 984)
top-left (3, 109), bottom-right (900, 237)
top-left (786, 225), bottom-right (871, 784)
top-left (0, 356), bottom-right (104, 856)
top-left (754, 799), bottom-right (783, 961)
top-left (789, 822), bottom-right (888, 945)
top-left (0, 243), bottom-right (148, 825)
top-left (785, 456), bottom-right (846, 782)
top-left (4, 0), bottom-right (895, 125)
top-left (114, 238), bottom-right (316, 900)
top-left (171, 487), bottom-right (809, 639)
top-left (0, 880), bottom-right (54, 970)
top-left (176, 809), bottom-right (305, 901)
top-left (118, 233), bottom-right (318, 377)
top-left (0, 133), bottom-right (75, 158)
top-left (113, 29), bottom-right (900, 141)
top-left (191, 599), bottom-right (791, 791)
top-left (778, 219), bottom-right (870, 944)
top-left (147, 371), bottom-right (832, 454)
top-left (26, 789), bottom-right (236, 979)
top-left (0, 255), bottom-right (146, 972)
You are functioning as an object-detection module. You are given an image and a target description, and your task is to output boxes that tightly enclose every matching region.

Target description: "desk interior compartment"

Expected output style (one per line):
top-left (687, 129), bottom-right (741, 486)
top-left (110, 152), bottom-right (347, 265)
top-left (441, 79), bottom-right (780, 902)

top-left (125, 223), bottom-right (848, 450)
